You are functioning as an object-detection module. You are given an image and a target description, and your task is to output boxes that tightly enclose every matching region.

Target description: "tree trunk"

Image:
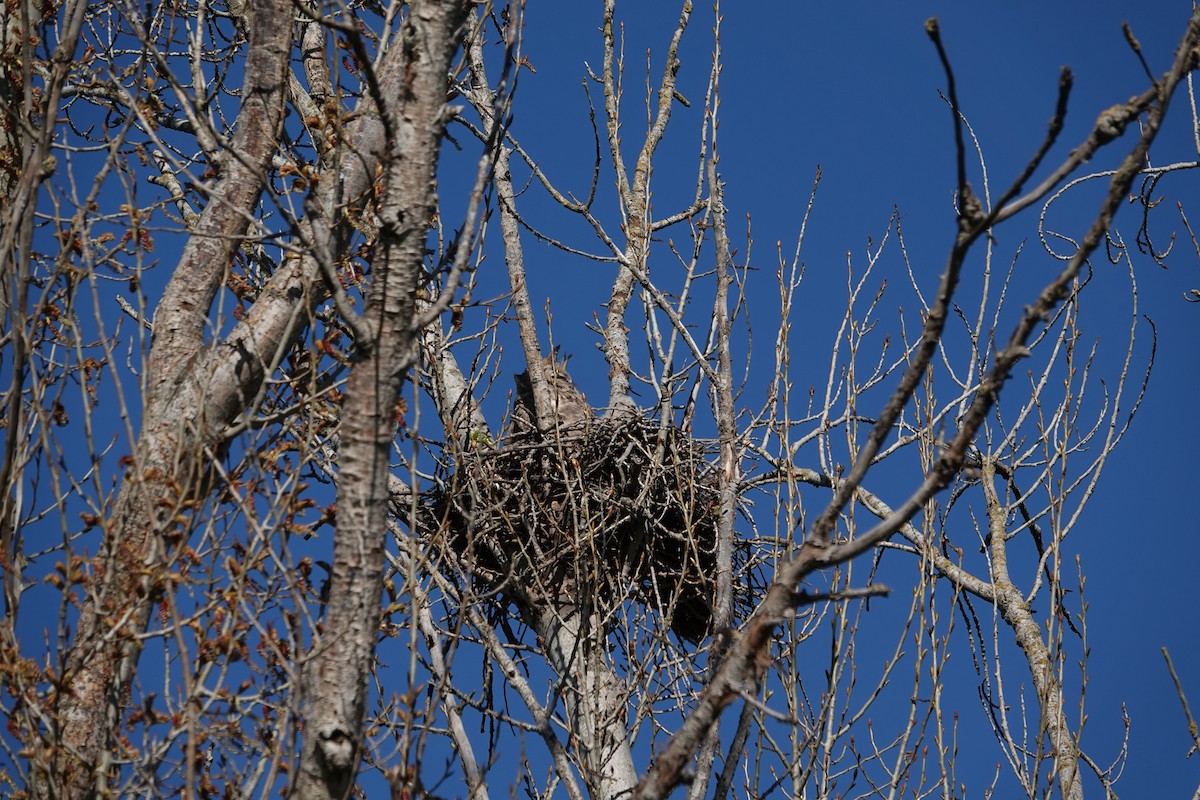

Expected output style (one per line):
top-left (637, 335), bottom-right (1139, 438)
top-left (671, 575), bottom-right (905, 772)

top-left (529, 603), bottom-right (639, 800)
top-left (48, 3), bottom-right (291, 795)
top-left (293, 3), bottom-right (469, 798)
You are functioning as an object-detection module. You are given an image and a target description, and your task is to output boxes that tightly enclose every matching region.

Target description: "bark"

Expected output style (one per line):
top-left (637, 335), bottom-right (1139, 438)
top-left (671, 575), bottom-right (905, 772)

top-left (0, 0), bottom-right (37, 624)
top-left (457, 19), bottom-right (633, 799)
top-left (528, 603), bottom-right (639, 800)
top-left (1, 0), bottom-right (86, 602)
top-left (633, 11), bottom-right (1200, 798)
top-left (459, 16), bottom-right (562, 430)
top-left (691, 152), bottom-right (739, 800)
top-left (422, 319), bottom-right (491, 446)
top-left (42, 0), bottom-right (479, 792)
top-left (599, 0), bottom-right (692, 415)
top-left (982, 460), bottom-right (1081, 800)
top-left (47, 3), bottom-right (292, 796)
top-left (292, 3), bottom-right (469, 798)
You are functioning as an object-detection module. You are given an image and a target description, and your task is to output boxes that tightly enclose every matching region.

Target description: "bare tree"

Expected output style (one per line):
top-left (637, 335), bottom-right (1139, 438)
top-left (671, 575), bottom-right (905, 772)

top-left (1, 2), bottom-right (1198, 799)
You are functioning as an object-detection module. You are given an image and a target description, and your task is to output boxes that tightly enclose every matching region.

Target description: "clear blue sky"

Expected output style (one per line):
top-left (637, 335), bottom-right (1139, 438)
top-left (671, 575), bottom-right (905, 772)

top-left (498, 2), bottom-right (1200, 795)
top-left (8, 2), bottom-right (1197, 796)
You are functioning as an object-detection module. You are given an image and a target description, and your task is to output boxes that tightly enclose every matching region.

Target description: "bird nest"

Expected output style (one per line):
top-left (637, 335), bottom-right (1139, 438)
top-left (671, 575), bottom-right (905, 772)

top-left (429, 416), bottom-right (755, 644)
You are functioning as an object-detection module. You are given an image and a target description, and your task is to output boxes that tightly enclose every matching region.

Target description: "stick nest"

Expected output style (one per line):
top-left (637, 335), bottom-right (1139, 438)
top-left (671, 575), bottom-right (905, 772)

top-left (430, 416), bottom-right (756, 644)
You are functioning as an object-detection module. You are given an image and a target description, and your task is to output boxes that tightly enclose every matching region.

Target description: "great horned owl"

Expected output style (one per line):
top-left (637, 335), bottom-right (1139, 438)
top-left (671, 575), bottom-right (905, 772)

top-left (511, 353), bottom-right (592, 436)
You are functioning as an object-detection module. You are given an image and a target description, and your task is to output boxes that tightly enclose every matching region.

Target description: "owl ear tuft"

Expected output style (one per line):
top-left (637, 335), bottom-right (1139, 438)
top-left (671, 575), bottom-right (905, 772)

top-left (508, 351), bottom-right (591, 436)
top-left (543, 347), bottom-right (568, 369)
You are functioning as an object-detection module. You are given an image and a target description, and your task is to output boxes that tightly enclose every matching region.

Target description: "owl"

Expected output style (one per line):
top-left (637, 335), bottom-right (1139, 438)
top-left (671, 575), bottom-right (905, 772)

top-left (511, 353), bottom-right (592, 436)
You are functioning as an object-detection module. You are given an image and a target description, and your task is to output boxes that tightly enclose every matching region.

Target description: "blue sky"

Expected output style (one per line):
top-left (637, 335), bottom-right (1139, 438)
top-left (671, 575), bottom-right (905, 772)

top-left (497, 2), bottom-right (1200, 795)
top-left (6, 2), bottom-right (1199, 796)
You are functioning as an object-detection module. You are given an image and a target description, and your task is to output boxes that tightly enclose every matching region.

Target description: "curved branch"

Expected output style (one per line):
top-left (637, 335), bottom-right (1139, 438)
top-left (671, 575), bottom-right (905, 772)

top-left (632, 10), bottom-right (1200, 797)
